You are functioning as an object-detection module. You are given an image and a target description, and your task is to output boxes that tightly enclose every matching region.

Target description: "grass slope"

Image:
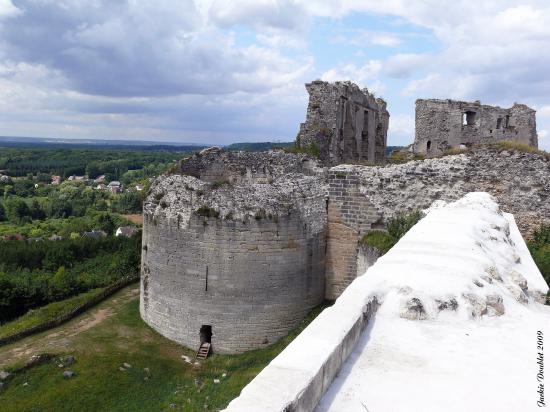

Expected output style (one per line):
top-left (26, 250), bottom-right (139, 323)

top-left (0, 286), bottom-right (330, 411)
top-left (0, 287), bottom-right (106, 341)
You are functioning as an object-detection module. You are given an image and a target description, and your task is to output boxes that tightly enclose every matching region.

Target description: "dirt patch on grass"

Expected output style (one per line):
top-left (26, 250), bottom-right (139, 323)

top-left (121, 214), bottom-right (143, 225)
top-left (0, 285), bottom-right (139, 369)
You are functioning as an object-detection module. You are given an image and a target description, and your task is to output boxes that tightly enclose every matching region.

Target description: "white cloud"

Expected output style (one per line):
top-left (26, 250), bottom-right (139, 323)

top-left (321, 60), bottom-right (385, 95)
top-left (207, 0), bottom-right (309, 31)
top-left (389, 114), bottom-right (414, 136)
top-left (0, 0), bottom-right (19, 19)
top-left (383, 53), bottom-right (431, 78)
top-left (0, 0), bottom-right (549, 148)
top-left (333, 29), bottom-right (403, 48)
top-left (537, 106), bottom-right (550, 118)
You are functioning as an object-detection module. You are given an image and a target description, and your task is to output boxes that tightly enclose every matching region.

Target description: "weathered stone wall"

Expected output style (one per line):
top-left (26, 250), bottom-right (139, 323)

top-left (326, 146), bottom-right (550, 296)
top-left (298, 80), bottom-right (389, 166)
top-left (140, 151), bottom-right (328, 354)
top-left (177, 147), bottom-right (322, 184)
top-left (414, 99), bottom-right (538, 156)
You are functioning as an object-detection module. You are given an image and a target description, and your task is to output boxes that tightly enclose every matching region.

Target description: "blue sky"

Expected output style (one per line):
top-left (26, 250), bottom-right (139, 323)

top-left (0, 0), bottom-right (549, 150)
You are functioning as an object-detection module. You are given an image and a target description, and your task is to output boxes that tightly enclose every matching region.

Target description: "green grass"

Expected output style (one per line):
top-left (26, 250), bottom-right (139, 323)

top-left (360, 230), bottom-right (396, 254)
top-left (0, 287), bottom-right (107, 341)
top-left (441, 147), bottom-right (469, 156)
top-left (493, 140), bottom-right (550, 158)
top-left (361, 210), bottom-right (424, 255)
top-left (388, 150), bottom-right (425, 164)
top-left (0, 292), bottom-right (331, 411)
top-left (528, 224), bottom-right (550, 305)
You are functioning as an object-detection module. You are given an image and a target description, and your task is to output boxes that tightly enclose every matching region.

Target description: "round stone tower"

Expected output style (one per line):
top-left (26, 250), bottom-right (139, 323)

top-left (140, 149), bottom-right (328, 354)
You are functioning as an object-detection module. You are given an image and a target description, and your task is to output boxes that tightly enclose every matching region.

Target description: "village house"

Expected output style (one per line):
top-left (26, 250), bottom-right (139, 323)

top-left (115, 226), bottom-right (139, 238)
top-left (107, 181), bottom-right (123, 194)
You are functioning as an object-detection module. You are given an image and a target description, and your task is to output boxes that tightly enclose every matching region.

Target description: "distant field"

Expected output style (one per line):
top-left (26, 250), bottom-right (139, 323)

top-left (121, 214), bottom-right (143, 225)
top-left (0, 285), bottom-right (331, 411)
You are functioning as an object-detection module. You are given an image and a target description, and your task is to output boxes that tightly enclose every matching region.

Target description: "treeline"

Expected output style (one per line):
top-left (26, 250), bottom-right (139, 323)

top-left (0, 192), bottom-right (141, 223)
top-left (0, 236), bottom-right (141, 323)
top-left (0, 147), bottom-right (187, 178)
top-left (528, 224), bottom-right (550, 296)
top-left (0, 179), bottom-right (142, 231)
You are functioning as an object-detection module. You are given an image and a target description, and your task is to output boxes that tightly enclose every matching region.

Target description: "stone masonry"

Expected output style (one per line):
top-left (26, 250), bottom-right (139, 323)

top-left (298, 80), bottom-right (389, 166)
top-left (414, 99), bottom-right (538, 156)
top-left (141, 81), bottom-right (549, 352)
top-left (140, 149), bottom-right (327, 354)
top-left (325, 146), bottom-right (550, 298)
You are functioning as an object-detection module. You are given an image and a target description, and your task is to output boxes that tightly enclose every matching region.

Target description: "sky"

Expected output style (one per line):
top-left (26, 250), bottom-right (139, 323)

top-left (0, 0), bottom-right (549, 150)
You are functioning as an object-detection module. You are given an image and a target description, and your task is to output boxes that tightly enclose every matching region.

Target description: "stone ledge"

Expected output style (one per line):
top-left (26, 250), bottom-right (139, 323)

top-left (223, 283), bottom-right (378, 412)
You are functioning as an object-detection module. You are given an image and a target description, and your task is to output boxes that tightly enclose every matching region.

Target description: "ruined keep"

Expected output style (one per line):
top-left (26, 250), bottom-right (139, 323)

top-left (414, 99), bottom-right (538, 156)
top-left (140, 149), bottom-right (327, 354)
top-left (297, 80), bottom-right (389, 166)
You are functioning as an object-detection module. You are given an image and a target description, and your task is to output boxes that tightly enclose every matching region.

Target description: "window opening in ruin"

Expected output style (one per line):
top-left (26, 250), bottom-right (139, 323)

top-left (463, 111), bottom-right (476, 126)
top-left (200, 325), bottom-right (212, 344)
top-left (505, 115), bottom-right (510, 128)
top-left (205, 266), bottom-right (208, 291)
top-left (496, 118), bottom-right (502, 129)
top-left (427, 140), bottom-right (432, 151)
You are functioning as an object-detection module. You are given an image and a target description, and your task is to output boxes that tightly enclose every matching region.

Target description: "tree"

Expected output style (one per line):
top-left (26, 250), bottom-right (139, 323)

top-left (43, 244), bottom-right (74, 271)
top-left (0, 202), bottom-right (5, 221)
top-left (49, 266), bottom-right (76, 300)
top-left (95, 213), bottom-right (116, 235)
top-left (85, 161), bottom-right (101, 179)
top-left (30, 199), bottom-right (46, 220)
top-left (36, 172), bottom-right (52, 183)
top-left (4, 198), bottom-right (31, 223)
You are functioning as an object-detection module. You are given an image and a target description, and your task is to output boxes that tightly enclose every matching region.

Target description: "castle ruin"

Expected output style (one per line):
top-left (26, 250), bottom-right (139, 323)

top-left (297, 80), bottom-right (389, 165)
top-left (414, 99), bottom-right (538, 156)
top-left (140, 82), bottom-right (549, 355)
top-left (140, 149), bottom-right (327, 354)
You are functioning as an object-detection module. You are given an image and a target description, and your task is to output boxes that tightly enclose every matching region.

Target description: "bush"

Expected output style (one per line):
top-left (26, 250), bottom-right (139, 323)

top-left (360, 231), bottom-right (396, 254)
top-left (387, 210), bottom-right (424, 240)
top-left (196, 205), bottom-right (219, 218)
top-left (528, 224), bottom-right (550, 296)
top-left (360, 210), bottom-right (424, 255)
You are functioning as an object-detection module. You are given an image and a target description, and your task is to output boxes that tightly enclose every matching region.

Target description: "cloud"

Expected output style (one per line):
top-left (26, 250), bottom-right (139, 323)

top-left (537, 106), bottom-right (550, 118)
top-left (321, 60), bottom-right (385, 95)
top-left (384, 53), bottom-right (431, 78)
top-left (333, 29), bottom-right (403, 48)
top-left (0, 0), bottom-right (19, 19)
top-left (0, 0), bottom-right (549, 149)
top-left (207, 0), bottom-right (309, 31)
top-left (0, 0), bottom-right (311, 98)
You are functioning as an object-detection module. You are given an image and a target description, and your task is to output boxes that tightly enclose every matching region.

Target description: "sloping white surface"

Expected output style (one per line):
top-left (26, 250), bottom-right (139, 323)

top-left (317, 192), bottom-right (550, 412)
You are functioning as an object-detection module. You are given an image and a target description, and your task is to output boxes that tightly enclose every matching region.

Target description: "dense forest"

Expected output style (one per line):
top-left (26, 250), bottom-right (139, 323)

top-left (0, 147), bottom-right (187, 179)
top-left (0, 178), bottom-right (140, 235)
top-left (0, 145), bottom-right (193, 324)
top-left (0, 146), bottom-right (197, 237)
top-left (0, 236), bottom-right (141, 323)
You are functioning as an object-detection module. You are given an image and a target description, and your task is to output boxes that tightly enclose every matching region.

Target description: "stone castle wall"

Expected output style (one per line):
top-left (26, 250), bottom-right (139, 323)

top-left (140, 151), bottom-right (327, 354)
top-left (414, 99), bottom-right (538, 156)
top-left (177, 147), bottom-right (321, 184)
top-left (298, 80), bottom-right (389, 166)
top-left (325, 147), bottom-right (550, 297)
